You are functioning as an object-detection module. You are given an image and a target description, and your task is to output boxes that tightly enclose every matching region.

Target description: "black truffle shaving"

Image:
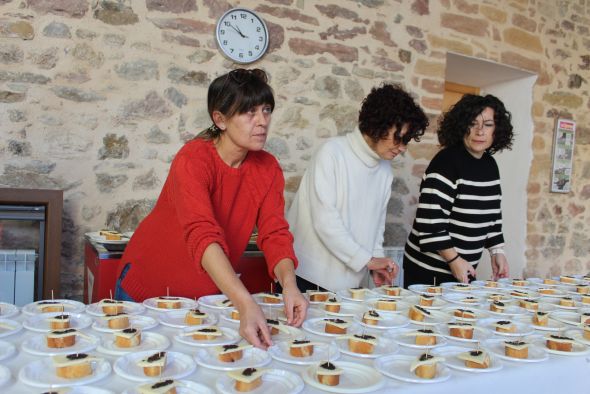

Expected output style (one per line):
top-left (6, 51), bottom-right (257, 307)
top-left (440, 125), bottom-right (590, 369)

top-left (449, 322), bottom-right (471, 327)
top-left (419, 353), bottom-right (434, 361)
top-left (417, 329), bottom-right (434, 334)
top-left (353, 334), bottom-right (376, 340)
top-left (549, 335), bottom-right (573, 340)
top-left (242, 368), bottom-right (257, 376)
top-left (122, 328), bottom-right (138, 334)
top-left (105, 312), bottom-right (126, 317)
top-left (222, 344), bottom-right (239, 351)
top-left (53, 328), bottom-right (76, 334)
top-left (54, 314), bottom-right (69, 320)
top-left (469, 350), bottom-right (483, 356)
top-left (496, 320), bottom-right (511, 325)
top-left (189, 308), bottom-right (205, 315)
top-left (537, 312), bottom-right (548, 316)
top-left (103, 299), bottom-right (122, 304)
top-left (368, 310), bottom-right (380, 317)
top-left (422, 295), bottom-right (434, 299)
top-left (198, 328), bottom-right (217, 333)
top-left (38, 301), bottom-right (59, 305)
top-left (327, 297), bottom-right (338, 303)
top-left (350, 287), bottom-right (363, 290)
top-left (158, 296), bottom-right (179, 300)
top-left (152, 380), bottom-right (174, 389)
top-left (524, 299), bottom-right (537, 303)
top-left (415, 306), bottom-right (431, 315)
top-left (320, 361), bottom-right (336, 370)
top-left (492, 301), bottom-right (505, 307)
top-left (457, 309), bottom-right (474, 314)
top-left (147, 352), bottom-right (166, 362)
top-left (324, 318), bottom-right (346, 324)
top-left (293, 339), bottom-right (310, 345)
top-left (266, 319), bottom-right (279, 325)
top-left (506, 341), bottom-right (525, 346)
top-left (66, 353), bottom-right (88, 360)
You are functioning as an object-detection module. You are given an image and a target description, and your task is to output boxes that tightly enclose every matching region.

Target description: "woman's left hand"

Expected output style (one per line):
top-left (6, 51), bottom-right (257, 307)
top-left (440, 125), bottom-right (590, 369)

top-left (281, 283), bottom-right (309, 327)
top-left (491, 253), bottom-right (509, 280)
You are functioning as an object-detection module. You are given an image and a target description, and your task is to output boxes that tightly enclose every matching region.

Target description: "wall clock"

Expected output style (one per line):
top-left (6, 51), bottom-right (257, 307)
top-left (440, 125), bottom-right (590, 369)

top-left (215, 8), bottom-right (269, 64)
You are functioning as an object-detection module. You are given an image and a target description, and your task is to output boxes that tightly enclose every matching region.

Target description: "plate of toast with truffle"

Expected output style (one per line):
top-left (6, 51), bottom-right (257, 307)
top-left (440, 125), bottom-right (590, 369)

top-left (442, 306), bottom-right (489, 322)
top-left (355, 309), bottom-right (409, 329)
top-left (0, 302), bottom-right (19, 319)
top-left (442, 322), bottom-right (492, 343)
top-left (86, 299), bottom-right (146, 316)
top-left (373, 285), bottom-right (413, 299)
top-left (303, 360), bottom-right (384, 393)
top-left (268, 339), bottom-right (340, 365)
top-left (18, 353), bottom-right (111, 388)
top-left (22, 329), bottom-right (99, 356)
top-left (336, 288), bottom-right (378, 302)
top-left (374, 354), bottom-right (451, 384)
top-left (143, 296), bottom-right (197, 311)
top-left (97, 330), bottom-right (170, 356)
top-left (407, 305), bottom-right (452, 325)
top-left (197, 295), bottom-right (235, 310)
top-left (334, 334), bottom-right (398, 359)
top-left (388, 328), bottom-right (449, 349)
top-left (24, 312), bottom-right (93, 332)
top-left (158, 308), bottom-right (218, 328)
top-left (114, 350), bottom-right (196, 382)
top-left (216, 368), bottom-right (304, 394)
top-left (174, 325), bottom-right (240, 347)
top-left (194, 343), bottom-right (271, 371)
top-left (302, 317), bottom-right (361, 337)
top-left (404, 295), bottom-right (449, 310)
top-left (23, 299), bottom-right (86, 315)
top-left (532, 334), bottom-right (590, 356)
top-left (123, 379), bottom-right (214, 394)
top-left (92, 314), bottom-right (157, 333)
top-left (431, 345), bottom-right (503, 373)
top-left (477, 318), bottom-right (535, 337)
top-left (484, 338), bottom-right (549, 362)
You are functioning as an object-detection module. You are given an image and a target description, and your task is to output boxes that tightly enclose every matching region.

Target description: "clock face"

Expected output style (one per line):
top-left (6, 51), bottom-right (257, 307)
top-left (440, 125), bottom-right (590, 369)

top-left (216, 8), bottom-right (269, 64)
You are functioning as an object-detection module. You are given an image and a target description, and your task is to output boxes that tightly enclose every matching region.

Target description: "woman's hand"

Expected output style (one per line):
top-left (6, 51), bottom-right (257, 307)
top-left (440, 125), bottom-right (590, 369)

top-left (491, 253), bottom-right (509, 280)
top-left (281, 282), bottom-right (309, 327)
top-left (368, 257), bottom-right (398, 287)
top-left (449, 256), bottom-right (476, 283)
top-left (236, 298), bottom-right (273, 350)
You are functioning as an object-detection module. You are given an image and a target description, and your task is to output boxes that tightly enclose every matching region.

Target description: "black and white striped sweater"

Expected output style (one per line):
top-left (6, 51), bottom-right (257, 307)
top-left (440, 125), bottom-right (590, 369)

top-left (404, 145), bottom-right (504, 276)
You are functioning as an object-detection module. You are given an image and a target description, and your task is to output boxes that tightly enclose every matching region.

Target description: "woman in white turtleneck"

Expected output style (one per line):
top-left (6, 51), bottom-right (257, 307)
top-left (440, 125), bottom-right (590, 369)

top-left (287, 84), bottom-right (429, 292)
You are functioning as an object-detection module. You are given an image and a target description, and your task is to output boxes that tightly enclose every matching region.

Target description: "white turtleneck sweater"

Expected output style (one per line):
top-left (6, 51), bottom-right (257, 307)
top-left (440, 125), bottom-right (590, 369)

top-left (287, 128), bottom-right (393, 291)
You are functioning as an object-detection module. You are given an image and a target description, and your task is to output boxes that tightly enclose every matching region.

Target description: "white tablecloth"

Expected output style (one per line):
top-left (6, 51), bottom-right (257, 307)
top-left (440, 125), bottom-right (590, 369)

top-left (1, 302), bottom-right (588, 393)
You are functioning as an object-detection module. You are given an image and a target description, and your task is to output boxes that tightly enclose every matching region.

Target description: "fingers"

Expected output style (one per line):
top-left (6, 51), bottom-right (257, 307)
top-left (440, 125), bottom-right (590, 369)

top-left (258, 323), bottom-right (273, 348)
top-left (240, 324), bottom-right (265, 349)
top-left (284, 303), bottom-right (294, 326)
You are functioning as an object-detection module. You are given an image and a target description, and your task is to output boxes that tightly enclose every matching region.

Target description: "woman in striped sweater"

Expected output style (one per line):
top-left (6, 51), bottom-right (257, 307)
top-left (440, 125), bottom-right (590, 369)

top-left (403, 94), bottom-right (514, 286)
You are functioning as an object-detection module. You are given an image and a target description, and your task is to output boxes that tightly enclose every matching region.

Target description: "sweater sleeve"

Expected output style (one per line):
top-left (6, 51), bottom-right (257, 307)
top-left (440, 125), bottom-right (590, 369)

top-left (485, 164), bottom-right (505, 249)
top-left (256, 160), bottom-right (298, 279)
top-left (414, 153), bottom-right (458, 253)
top-left (168, 149), bottom-right (229, 274)
top-left (372, 178), bottom-right (392, 259)
top-left (307, 144), bottom-right (371, 273)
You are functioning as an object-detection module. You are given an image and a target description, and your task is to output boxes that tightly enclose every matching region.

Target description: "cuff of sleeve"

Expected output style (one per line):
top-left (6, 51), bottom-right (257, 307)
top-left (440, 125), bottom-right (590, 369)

top-left (349, 246), bottom-right (372, 273)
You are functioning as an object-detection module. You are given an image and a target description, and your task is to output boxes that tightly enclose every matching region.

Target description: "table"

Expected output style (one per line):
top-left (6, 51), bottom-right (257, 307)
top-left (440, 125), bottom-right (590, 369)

top-left (0, 297), bottom-right (588, 393)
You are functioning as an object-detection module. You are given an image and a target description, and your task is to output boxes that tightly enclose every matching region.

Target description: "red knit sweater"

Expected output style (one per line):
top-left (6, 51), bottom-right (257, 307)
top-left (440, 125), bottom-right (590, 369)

top-left (118, 138), bottom-right (297, 301)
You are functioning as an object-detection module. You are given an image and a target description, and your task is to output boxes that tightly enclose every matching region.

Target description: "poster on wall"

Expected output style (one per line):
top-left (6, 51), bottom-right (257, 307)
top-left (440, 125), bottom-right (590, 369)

top-left (550, 118), bottom-right (576, 193)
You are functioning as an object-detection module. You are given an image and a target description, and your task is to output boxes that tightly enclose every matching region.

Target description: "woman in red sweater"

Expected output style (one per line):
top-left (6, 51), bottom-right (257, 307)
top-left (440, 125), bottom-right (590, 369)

top-left (115, 69), bottom-right (308, 348)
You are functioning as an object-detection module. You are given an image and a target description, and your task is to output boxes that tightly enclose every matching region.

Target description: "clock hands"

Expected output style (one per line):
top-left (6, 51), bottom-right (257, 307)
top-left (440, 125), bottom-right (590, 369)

top-left (228, 22), bottom-right (248, 38)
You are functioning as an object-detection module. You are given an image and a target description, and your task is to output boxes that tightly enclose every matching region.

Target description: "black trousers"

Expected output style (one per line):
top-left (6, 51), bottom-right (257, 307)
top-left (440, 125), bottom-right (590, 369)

top-left (403, 262), bottom-right (458, 287)
top-left (274, 275), bottom-right (328, 293)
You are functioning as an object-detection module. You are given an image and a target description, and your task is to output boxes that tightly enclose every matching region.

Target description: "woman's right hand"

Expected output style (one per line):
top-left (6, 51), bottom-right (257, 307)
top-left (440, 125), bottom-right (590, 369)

top-left (236, 298), bottom-right (273, 350)
top-left (448, 257), bottom-right (476, 283)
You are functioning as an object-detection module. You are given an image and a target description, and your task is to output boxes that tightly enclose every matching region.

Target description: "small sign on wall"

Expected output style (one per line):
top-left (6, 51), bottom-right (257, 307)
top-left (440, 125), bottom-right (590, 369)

top-left (550, 118), bottom-right (576, 193)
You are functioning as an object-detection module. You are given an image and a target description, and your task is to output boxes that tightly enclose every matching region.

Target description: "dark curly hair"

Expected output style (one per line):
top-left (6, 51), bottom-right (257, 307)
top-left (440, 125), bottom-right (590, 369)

top-left (358, 84), bottom-right (428, 144)
top-left (437, 94), bottom-right (513, 154)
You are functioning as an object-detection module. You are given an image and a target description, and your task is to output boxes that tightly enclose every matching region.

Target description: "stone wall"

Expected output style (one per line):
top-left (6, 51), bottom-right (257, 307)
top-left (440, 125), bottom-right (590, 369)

top-left (0, 0), bottom-right (588, 299)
